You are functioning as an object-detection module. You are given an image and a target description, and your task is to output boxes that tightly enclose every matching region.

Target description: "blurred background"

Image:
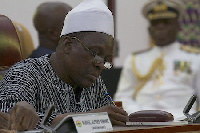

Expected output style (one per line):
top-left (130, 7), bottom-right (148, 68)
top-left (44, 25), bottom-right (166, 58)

top-left (0, 0), bottom-right (199, 67)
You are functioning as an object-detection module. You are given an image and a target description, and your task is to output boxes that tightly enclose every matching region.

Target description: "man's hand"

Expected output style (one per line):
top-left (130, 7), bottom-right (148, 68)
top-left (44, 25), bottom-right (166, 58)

top-left (0, 112), bottom-right (16, 132)
top-left (8, 101), bottom-right (40, 131)
top-left (52, 105), bottom-right (128, 126)
top-left (0, 112), bottom-right (10, 130)
top-left (0, 129), bottom-right (16, 133)
top-left (89, 105), bottom-right (129, 125)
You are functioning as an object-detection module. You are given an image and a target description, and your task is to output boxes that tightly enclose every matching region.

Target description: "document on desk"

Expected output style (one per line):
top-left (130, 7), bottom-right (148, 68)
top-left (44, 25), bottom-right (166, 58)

top-left (126, 120), bottom-right (188, 126)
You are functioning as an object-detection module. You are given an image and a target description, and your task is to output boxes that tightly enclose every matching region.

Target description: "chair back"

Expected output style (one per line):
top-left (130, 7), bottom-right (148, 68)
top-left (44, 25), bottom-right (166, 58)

top-left (0, 15), bottom-right (22, 67)
top-left (13, 22), bottom-right (34, 59)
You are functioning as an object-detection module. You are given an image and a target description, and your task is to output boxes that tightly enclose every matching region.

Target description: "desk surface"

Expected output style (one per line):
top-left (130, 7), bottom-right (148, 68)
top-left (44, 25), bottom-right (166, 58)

top-left (105, 124), bottom-right (200, 133)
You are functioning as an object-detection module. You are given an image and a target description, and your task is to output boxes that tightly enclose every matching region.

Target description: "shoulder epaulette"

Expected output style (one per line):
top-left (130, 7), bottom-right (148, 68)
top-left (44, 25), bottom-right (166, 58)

top-left (180, 45), bottom-right (200, 54)
top-left (132, 47), bottom-right (153, 55)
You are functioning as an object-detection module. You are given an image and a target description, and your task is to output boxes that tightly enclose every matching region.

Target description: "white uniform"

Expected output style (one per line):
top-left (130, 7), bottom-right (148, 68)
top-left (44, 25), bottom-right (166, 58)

top-left (114, 42), bottom-right (200, 119)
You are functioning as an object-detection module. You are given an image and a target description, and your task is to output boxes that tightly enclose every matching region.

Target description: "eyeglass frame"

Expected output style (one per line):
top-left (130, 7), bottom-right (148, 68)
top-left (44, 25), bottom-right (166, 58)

top-left (70, 37), bottom-right (113, 69)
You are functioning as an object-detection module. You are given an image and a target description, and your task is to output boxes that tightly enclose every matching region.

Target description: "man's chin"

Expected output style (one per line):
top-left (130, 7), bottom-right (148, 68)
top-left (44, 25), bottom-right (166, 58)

top-left (80, 81), bottom-right (94, 88)
top-left (155, 41), bottom-right (170, 46)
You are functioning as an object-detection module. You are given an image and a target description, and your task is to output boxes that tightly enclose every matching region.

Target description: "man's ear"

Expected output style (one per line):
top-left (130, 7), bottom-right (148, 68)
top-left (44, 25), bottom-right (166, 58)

top-left (62, 36), bottom-right (72, 54)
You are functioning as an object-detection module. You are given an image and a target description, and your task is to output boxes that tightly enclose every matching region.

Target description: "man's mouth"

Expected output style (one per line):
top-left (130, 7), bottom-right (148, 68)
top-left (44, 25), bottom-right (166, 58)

top-left (88, 73), bottom-right (99, 81)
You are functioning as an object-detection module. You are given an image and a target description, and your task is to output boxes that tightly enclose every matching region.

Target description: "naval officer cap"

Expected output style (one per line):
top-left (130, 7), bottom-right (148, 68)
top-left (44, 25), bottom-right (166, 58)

top-left (61, 0), bottom-right (114, 37)
top-left (142, 0), bottom-right (185, 21)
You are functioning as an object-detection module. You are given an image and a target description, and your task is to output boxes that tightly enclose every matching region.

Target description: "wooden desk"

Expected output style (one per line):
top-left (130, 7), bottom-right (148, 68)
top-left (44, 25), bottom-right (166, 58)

top-left (105, 124), bottom-right (200, 133)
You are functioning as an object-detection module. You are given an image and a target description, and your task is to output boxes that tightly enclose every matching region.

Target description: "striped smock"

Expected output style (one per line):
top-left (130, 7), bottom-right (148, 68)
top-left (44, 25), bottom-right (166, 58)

top-left (0, 55), bottom-right (113, 125)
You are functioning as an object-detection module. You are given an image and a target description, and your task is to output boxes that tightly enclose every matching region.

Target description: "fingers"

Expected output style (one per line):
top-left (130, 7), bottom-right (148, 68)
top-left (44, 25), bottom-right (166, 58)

top-left (0, 121), bottom-right (9, 130)
top-left (8, 101), bottom-right (39, 131)
top-left (112, 106), bottom-right (128, 116)
top-left (110, 118), bottom-right (126, 126)
top-left (9, 106), bottom-right (23, 130)
top-left (10, 108), bottom-right (39, 131)
top-left (108, 107), bottom-right (128, 125)
top-left (0, 112), bottom-right (11, 129)
top-left (20, 112), bottom-right (39, 131)
top-left (90, 105), bottom-right (129, 126)
top-left (28, 111), bottom-right (40, 130)
top-left (29, 118), bottom-right (39, 130)
top-left (0, 129), bottom-right (16, 133)
top-left (109, 112), bottom-right (128, 124)
top-left (0, 112), bottom-right (10, 121)
top-left (11, 108), bottom-right (24, 130)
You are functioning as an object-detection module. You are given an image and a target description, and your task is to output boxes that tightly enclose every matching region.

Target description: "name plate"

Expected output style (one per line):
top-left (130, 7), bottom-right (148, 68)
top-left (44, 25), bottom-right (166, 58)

top-left (72, 112), bottom-right (113, 133)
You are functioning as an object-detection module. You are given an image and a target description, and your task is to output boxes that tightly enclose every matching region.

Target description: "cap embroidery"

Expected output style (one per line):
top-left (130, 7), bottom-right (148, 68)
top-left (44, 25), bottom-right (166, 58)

top-left (153, 2), bottom-right (168, 12)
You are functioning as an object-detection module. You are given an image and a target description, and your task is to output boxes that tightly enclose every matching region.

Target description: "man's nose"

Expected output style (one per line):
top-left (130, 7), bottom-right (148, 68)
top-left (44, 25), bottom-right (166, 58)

top-left (156, 22), bottom-right (166, 29)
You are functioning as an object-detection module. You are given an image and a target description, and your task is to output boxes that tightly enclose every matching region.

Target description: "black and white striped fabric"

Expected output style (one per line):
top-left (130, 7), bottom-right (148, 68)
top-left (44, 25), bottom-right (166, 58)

top-left (0, 54), bottom-right (113, 125)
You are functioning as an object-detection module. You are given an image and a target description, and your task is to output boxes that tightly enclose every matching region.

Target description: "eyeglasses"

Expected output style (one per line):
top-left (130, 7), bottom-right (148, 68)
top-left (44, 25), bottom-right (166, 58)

top-left (71, 37), bottom-right (113, 69)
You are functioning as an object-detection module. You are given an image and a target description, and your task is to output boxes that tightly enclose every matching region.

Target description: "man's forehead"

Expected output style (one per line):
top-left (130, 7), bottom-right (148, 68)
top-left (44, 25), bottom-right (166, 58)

top-left (82, 32), bottom-right (113, 46)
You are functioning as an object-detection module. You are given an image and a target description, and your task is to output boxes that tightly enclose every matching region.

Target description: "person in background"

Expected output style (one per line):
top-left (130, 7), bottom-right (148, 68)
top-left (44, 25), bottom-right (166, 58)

top-left (13, 22), bottom-right (35, 59)
top-left (114, 0), bottom-right (200, 119)
top-left (0, 0), bottom-right (128, 132)
top-left (29, 2), bottom-right (72, 58)
top-left (0, 14), bottom-right (39, 132)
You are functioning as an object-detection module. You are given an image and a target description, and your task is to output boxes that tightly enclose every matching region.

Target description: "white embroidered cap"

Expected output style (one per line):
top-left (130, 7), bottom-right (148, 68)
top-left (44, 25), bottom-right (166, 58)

top-left (60, 0), bottom-right (114, 37)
